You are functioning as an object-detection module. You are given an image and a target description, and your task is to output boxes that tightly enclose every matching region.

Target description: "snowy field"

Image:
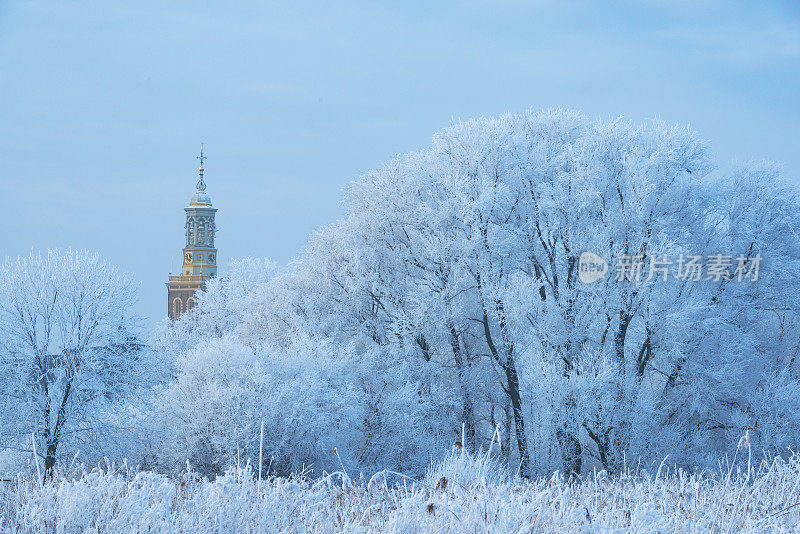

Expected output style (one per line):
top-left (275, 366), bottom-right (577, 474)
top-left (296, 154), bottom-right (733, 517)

top-left (2, 450), bottom-right (800, 533)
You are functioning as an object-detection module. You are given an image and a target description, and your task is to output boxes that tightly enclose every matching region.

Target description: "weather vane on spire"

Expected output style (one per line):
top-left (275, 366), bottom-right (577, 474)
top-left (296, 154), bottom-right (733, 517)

top-left (196, 143), bottom-right (207, 192)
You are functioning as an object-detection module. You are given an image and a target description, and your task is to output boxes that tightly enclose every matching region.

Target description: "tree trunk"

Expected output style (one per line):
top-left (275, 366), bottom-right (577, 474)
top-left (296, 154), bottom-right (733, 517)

top-left (449, 326), bottom-right (476, 451)
top-left (608, 307), bottom-right (634, 470)
top-left (502, 403), bottom-right (511, 462)
top-left (615, 308), bottom-right (633, 372)
top-left (504, 357), bottom-right (531, 478)
top-left (476, 263), bottom-right (532, 477)
top-left (43, 375), bottom-right (73, 482)
top-left (482, 309), bottom-right (531, 477)
top-left (44, 438), bottom-right (58, 481)
top-left (557, 425), bottom-right (582, 476)
top-left (585, 426), bottom-right (612, 472)
top-left (636, 327), bottom-right (653, 380)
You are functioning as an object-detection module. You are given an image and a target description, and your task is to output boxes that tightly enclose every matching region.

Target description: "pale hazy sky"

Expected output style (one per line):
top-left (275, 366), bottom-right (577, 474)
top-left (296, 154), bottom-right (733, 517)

top-left (1, 0), bottom-right (799, 328)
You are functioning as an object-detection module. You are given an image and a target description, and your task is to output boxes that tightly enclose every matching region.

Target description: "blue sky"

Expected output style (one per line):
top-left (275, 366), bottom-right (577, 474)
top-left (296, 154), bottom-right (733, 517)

top-left (1, 0), bottom-right (799, 328)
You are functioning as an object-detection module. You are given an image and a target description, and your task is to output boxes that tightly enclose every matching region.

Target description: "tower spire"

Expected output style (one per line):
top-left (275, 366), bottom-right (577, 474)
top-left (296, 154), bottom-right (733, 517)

top-left (196, 143), bottom-right (207, 192)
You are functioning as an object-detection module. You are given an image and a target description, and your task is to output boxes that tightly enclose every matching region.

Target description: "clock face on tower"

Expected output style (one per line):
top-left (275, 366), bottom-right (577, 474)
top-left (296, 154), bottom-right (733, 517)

top-left (184, 252), bottom-right (193, 263)
top-left (209, 253), bottom-right (216, 263)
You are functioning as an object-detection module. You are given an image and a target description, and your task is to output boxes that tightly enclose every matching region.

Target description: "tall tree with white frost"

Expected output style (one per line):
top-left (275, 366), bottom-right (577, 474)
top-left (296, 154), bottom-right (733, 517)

top-left (0, 249), bottom-right (138, 479)
top-left (307, 110), bottom-right (800, 475)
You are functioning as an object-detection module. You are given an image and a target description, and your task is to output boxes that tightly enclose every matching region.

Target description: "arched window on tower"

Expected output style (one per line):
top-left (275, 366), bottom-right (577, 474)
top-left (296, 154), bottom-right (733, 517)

top-left (173, 298), bottom-right (183, 318)
top-left (186, 218), bottom-right (195, 247)
top-left (197, 220), bottom-right (205, 246)
top-left (186, 296), bottom-right (196, 310)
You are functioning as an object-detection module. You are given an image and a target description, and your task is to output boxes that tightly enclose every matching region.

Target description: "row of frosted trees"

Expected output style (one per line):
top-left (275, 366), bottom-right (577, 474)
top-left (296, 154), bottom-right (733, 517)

top-left (158, 109), bottom-right (800, 478)
top-left (4, 109), bottom-right (800, 479)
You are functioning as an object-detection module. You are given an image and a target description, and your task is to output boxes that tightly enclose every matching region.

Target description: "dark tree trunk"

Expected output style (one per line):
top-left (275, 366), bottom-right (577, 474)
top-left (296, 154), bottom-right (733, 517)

top-left (585, 426), bottom-right (612, 472)
top-left (556, 358), bottom-right (583, 476)
top-left (44, 439), bottom-right (58, 481)
top-left (615, 308), bottom-right (633, 372)
top-left (415, 334), bottom-right (431, 362)
top-left (481, 308), bottom-right (531, 478)
top-left (557, 425), bottom-right (582, 476)
top-left (607, 306), bottom-right (634, 471)
top-left (556, 339), bottom-right (582, 475)
top-left (43, 375), bottom-right (72, 482)
top-left (503, 403), bottom-right (512, 462)
top-left (636, 327), bottom-right (653, 380)
top-left (503, 355), bottom-right (531, 478)
top-left (449, 325), bottom-right (476, 451)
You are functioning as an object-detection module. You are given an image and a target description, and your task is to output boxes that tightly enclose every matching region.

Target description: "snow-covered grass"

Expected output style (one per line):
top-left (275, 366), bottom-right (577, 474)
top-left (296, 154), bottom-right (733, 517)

top-left (2, 449), bottom-right (800, 532)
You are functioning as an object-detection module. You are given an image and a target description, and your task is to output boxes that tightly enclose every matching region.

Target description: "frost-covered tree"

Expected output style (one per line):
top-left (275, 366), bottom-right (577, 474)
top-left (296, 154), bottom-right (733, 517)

top-left (0, 249), bottom-right (140, 478)
top-left (322, 110), bottom-right (800, 475)
top-left (152, 257), bottom-right (458, 477)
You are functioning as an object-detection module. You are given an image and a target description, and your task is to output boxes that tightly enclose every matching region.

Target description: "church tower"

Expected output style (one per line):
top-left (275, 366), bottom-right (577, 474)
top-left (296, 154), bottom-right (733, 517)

top-left (166, 147), bottom-right (218, 320)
